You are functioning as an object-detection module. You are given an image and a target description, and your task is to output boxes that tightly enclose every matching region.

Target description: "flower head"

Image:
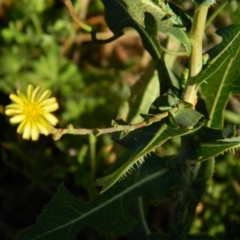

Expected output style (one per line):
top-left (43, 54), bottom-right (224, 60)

top-left (5, 85), bottom-right (59, 141)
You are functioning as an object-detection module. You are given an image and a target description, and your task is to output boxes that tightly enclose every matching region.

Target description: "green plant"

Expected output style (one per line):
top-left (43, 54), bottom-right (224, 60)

top-left (6, 0), bottom-right (240, 239)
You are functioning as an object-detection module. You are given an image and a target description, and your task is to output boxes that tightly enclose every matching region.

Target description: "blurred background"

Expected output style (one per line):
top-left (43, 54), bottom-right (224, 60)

top-left (0, 0), bottom-right (240, 239)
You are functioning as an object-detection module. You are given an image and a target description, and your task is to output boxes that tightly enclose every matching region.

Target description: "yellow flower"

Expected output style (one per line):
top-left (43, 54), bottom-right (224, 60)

top-left (5, 85), bottom-right (59, 141)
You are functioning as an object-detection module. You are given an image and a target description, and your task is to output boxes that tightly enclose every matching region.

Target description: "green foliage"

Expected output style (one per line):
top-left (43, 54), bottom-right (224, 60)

top-left (1, 0), bottom-right (240, 240)
top-left (16, 154), bottom-right (169, 240)
top-left (101, 0), bottom-right (191, 59)
top-left (197, 25), bottom-right (240, 128)
top-left (96, 115), bottom-right (202, 193)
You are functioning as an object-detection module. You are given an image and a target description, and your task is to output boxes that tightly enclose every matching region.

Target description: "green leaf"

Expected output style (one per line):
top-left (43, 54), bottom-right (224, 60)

top-left (168, 3), bottom-right (192, 32)
top-left (173, 125), bottom-right (240, 162)
top-left (125, 62), bottom-right (159, 124)
top-left (15, 154), bottom-right (175, 239)
top-left (113, 107), bottom-right (202, 152)
top-left (98, 119), bottom-right (202, 193)
top-left (173, 107), bottom-right (202, 128)
top-left (124, 0), bottom-right (191, 55)
top-left (101, 0), bottom-right (191, 56)
top-left (199, 142), bottom-right (240, 161)
top-left (101, 0), bottom-right (185, 96)
top-left (189, 126), bottom-right (240, 161)
top-left (196, 24), bottom-right (240, 128)
top-left (101, 0), bottom-right (159, 60)
top-left (198, 135), bottom-right (240, 161)
top-left (219, 136), bottom-right (240, 142)
top-left (150, 94), bottom-right (180, 113)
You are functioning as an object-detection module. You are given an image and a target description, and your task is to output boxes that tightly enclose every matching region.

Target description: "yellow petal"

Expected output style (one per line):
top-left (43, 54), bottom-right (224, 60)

top-left (17, 90), bottom-right (28, 104)
top-left (10, 94), bottom-right (25, 106)
top-left (5, 103), bottom-right (23, 110)
top-left (9, 115), bottom-right (25, 124)
top-left (43, 112), bottom-right (58, 125)
top-left (39, 97), bottom-right (57, 107)
top-left (38, 89), bottom-right (52, 102)
top-left (5, 109), bottom-right (23, 116)
top-left (31, 122), bottom-right (40, 141)
top-left (36, 121), bottom-right (50, 136)
top-left (22, 121), bottom-right (31, 140)
top-left (27, 85), bottom-right (34, 100)
top-left (31, 86), bottom-right (41, 102)
top-left (17, 119), bottom-right (28, 134)
top-left (43, 103), bottom-right (59, 112)
top-left (38, 116), bottom-right (52, 129)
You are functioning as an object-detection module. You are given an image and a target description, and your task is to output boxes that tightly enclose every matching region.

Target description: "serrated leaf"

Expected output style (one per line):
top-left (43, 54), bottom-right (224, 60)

top-left (98, 120), bottom-right (202, 193)
top-left (189, 126), bottom-right (240, 161)
top-left (199, 142), bottom-right (240, 160)
top-left (15, 154), bottom-right (173, 240)
top-left (198, 135), bottom-right (240, 160)
top-left (112, 107), bottom-right (202, 152)
top-left (219, 136), bottom-right (240, 142)
top-left (196, 24), bottom-right (240, 128)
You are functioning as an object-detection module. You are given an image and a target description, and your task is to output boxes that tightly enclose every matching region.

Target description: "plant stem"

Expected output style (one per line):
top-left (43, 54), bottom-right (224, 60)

top-left (51, 106), bottom-right (179, 140)
top-left (179, 6), bottom-right (208, 230)
top-left (89, 134), bottom-right (97, 180)
top-left (63, 0), bottom-right (92, 32)
top-left (182, 5), bottom-right (209, 106)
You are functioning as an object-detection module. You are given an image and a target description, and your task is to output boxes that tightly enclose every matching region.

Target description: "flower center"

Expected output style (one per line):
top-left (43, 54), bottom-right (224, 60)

top-left (24, 103), bottom-right (41, 120)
